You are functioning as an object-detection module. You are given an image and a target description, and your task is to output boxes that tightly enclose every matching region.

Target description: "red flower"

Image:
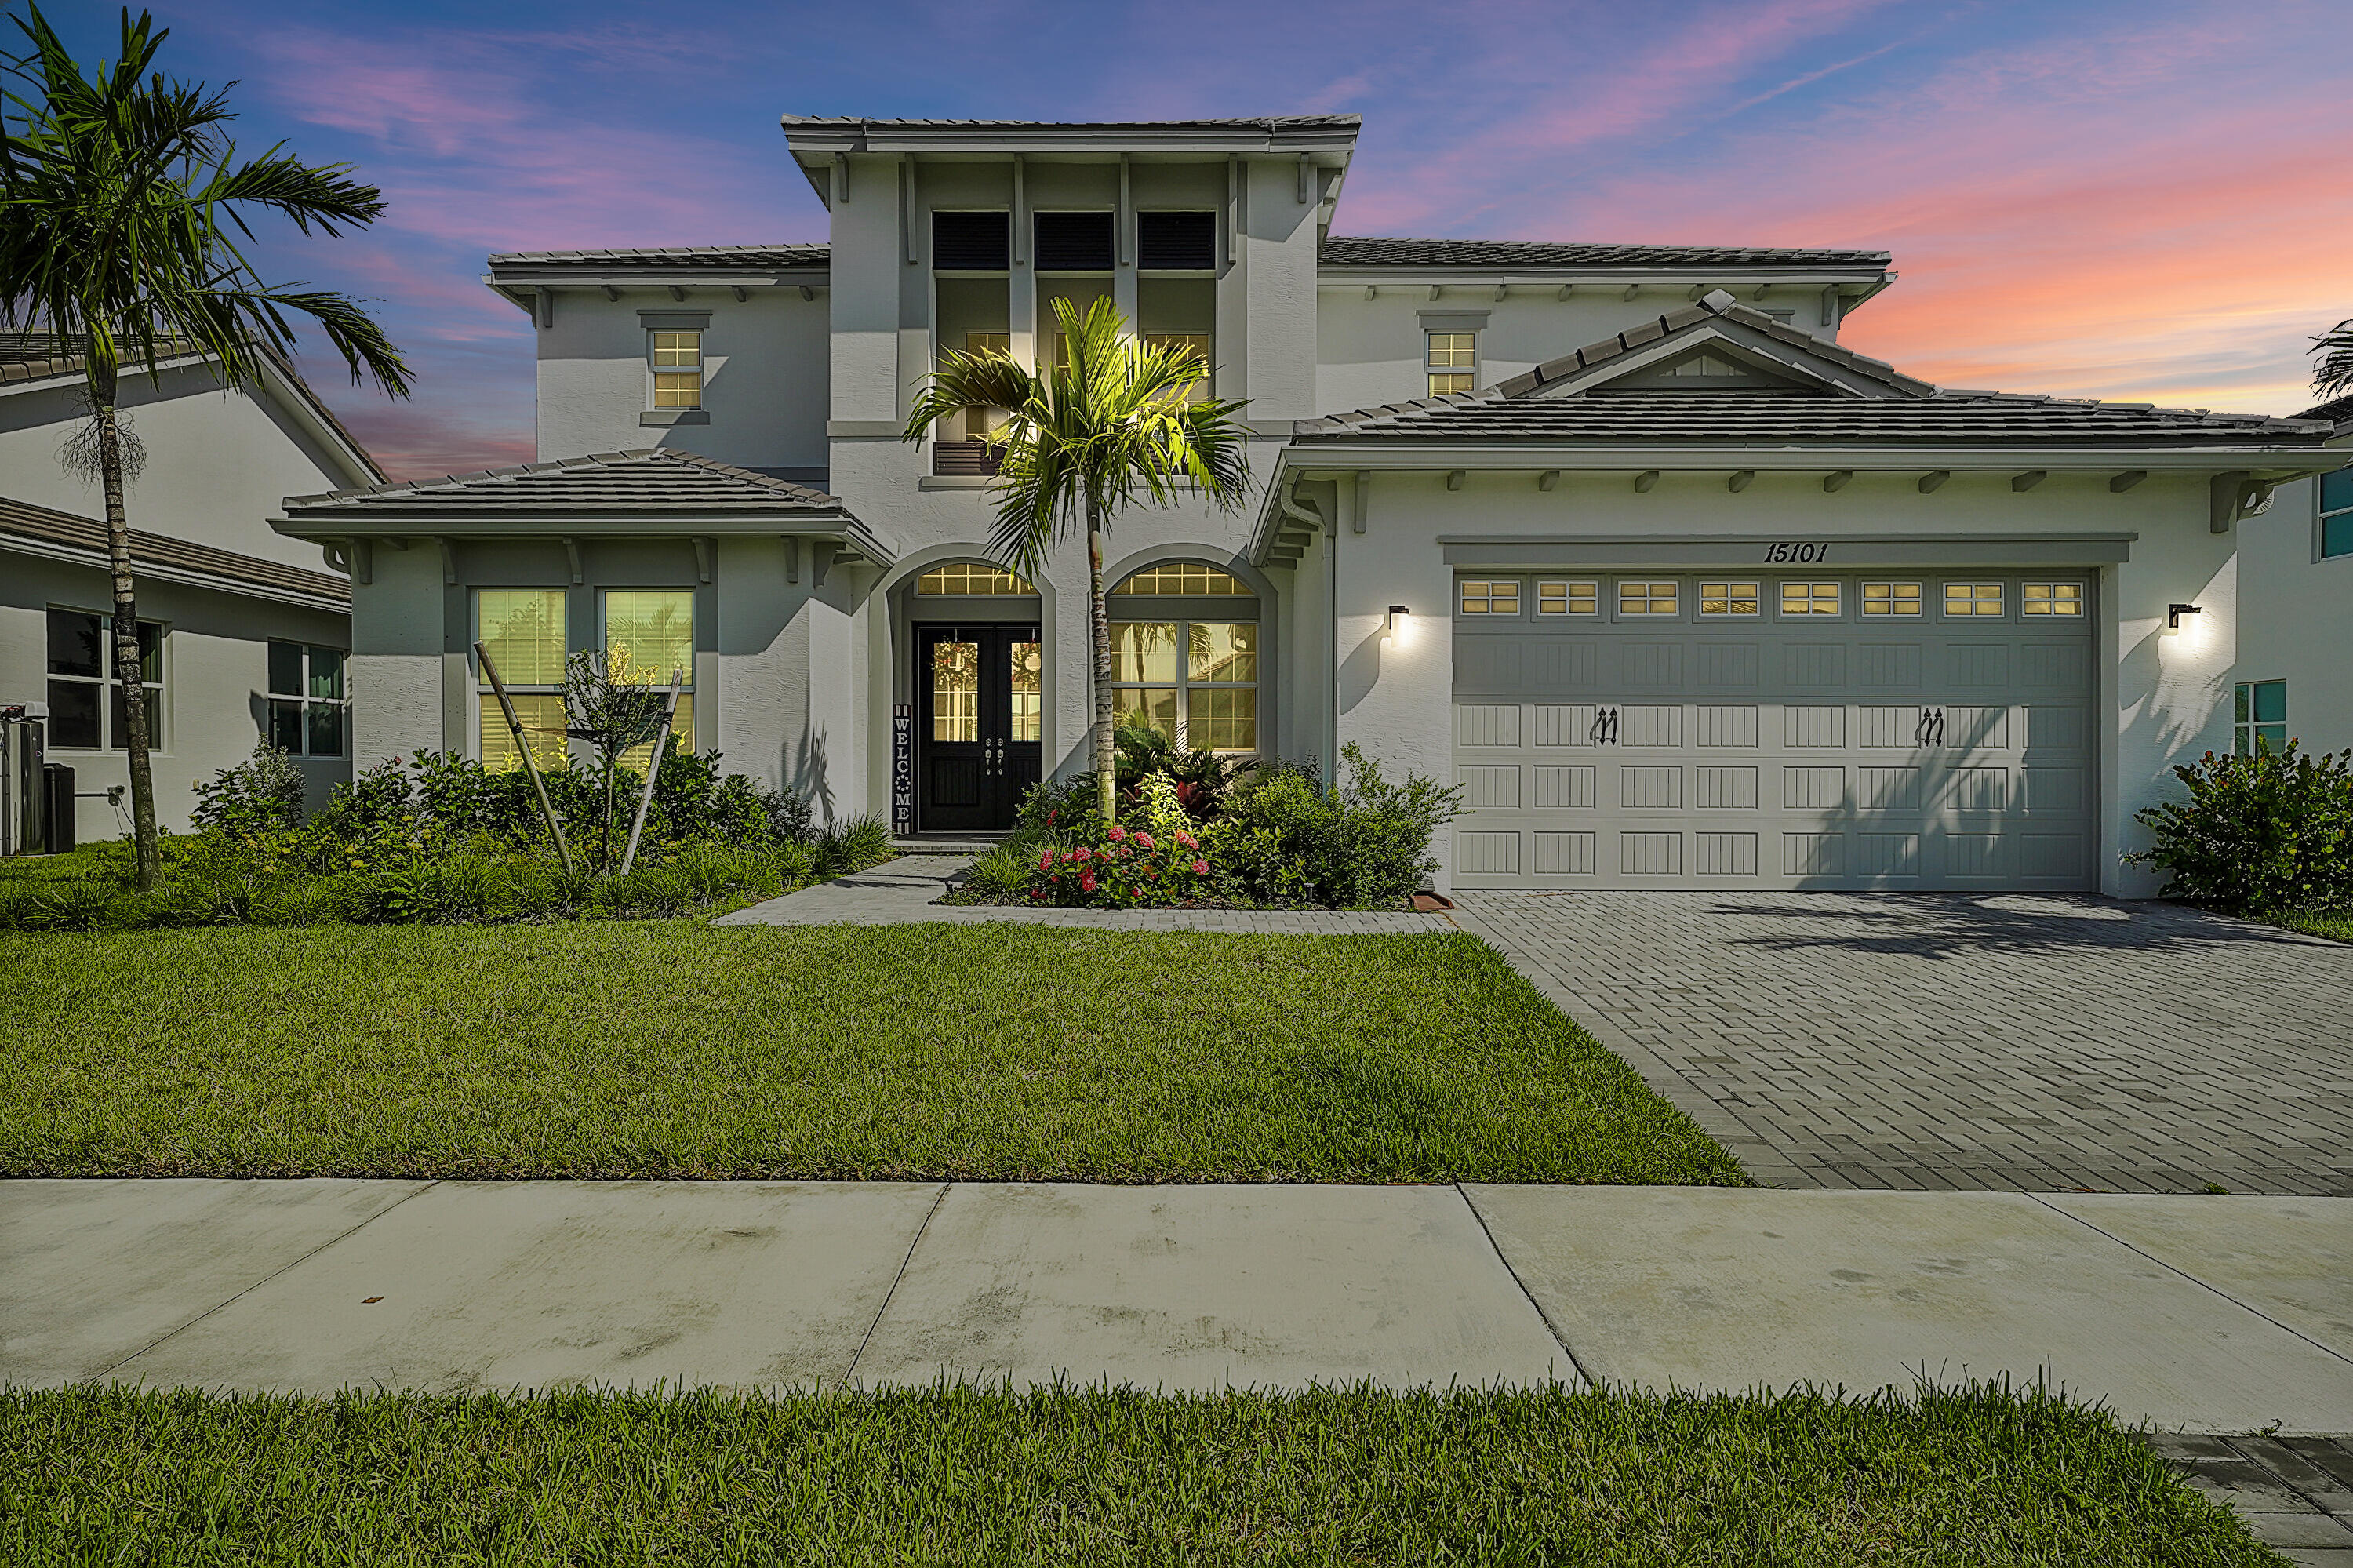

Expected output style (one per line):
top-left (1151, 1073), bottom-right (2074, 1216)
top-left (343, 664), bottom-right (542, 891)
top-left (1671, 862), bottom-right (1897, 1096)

top-left (1107, 824), bottom-right (1128, 841)
top-left (1134, 832), bottom-right (1155, 850)
top-left (1079, 872), bottom-right (1096, 893)
top-left (1191, 860), bottom-right (1209, 875)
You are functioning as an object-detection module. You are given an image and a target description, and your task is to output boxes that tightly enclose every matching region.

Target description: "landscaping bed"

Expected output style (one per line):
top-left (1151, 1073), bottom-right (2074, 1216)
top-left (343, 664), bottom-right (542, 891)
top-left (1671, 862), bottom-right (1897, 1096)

top-left (0, 924), bottom-right (1740, 1184)
top-left (0, 1382), bottom-right (2274, 1566)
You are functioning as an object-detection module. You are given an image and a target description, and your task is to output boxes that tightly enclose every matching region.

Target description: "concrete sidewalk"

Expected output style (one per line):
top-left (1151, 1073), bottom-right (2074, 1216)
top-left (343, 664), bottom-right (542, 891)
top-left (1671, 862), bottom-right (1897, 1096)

top-left (5, 1180), bottom-right (2348, 1434)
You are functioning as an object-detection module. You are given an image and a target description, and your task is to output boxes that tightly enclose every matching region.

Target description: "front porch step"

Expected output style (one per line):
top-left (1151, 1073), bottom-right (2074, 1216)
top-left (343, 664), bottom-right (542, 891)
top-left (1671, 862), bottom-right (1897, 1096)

top-left (889, 835), bottom-right (1006, 856)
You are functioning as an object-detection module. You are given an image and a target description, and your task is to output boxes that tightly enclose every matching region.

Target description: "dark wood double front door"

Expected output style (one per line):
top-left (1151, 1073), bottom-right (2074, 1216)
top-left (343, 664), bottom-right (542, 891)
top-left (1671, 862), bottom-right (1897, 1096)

top-left (916, 624), bottom-right (1042, 831)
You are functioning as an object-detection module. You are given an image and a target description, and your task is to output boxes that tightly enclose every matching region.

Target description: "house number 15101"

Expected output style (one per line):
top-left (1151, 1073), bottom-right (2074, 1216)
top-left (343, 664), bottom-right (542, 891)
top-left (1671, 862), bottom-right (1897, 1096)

top-left (1762, 541), bottom-right (1829, 562)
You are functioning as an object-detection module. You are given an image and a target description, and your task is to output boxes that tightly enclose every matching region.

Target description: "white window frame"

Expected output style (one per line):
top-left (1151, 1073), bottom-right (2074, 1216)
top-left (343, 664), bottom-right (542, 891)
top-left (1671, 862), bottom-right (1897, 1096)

top-left (1940, 580), bottom-right (2006, 620)
top-left (1779, 581), bottom-right (1842, 617)
top-left (1457, 579), bottom-right (1521, 616)
top-left (1616, 580), bottom-right (1681, 619)
top-left (472, 588), bottom-right (569, 769)
top-left (2020, 581), bottom-right (2085, 617)
top-left (649, 329), bottom-right (704, 410)
top-left (1426, 329), bottom-right (1478, 397)
top-left (2234, 678), bottom-right (2287, 755)
top-left (2319, 467), bottom-right (2353, 561)
top-left (1861, 580), bottom-right (1925, 617)
top-left (1537, 580), bottom-right (1599, 615)
top-left (1698, 580), bottom-right (1761, 617)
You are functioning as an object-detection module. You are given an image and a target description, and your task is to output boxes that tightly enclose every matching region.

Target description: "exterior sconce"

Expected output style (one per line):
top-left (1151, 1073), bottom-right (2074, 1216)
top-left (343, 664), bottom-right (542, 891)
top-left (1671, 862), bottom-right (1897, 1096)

top-left (2167, 602), bottom-right (2203, 630)
top-left (1387, 604), bottom-right (1411, 632)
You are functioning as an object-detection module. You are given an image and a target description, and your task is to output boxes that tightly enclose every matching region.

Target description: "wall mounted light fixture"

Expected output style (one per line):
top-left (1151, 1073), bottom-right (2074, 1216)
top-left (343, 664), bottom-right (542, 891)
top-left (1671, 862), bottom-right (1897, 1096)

top-left (1387, 604), bottom-right (1411, 634)
top-left (2167, 602), bottom-right (2204, 630)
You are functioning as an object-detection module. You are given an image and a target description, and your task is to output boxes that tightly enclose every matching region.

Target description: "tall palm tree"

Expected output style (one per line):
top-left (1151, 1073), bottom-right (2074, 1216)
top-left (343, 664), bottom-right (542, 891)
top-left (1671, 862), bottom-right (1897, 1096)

top-left (2315, 317), bottom-right (2353, 402)
top-left (0, 5), bottom-right (409, 887)
top-left (904, 296), bottom-right (1250, 824)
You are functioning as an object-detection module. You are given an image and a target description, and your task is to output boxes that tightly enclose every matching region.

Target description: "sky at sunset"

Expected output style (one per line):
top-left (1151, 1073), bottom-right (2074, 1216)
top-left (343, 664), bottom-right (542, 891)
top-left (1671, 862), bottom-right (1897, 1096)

top-left (40, 0), bottom-right (2351, 478)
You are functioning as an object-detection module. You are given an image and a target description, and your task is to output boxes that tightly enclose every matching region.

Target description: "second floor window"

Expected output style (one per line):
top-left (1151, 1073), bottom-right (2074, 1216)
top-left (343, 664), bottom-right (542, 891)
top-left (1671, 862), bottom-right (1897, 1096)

top-left (45, 606), bottom-right (163, 751)
top-left (1427, 330), bottom-right (1477, 395)
top-left (267, 642), bottom-right (347, 758)
top-left (2323, 467), bottom-right (2351, 559)
top-left (651, 330), bottom-right (703, 409)
top-left (1142, 333), bottom-right (1212, 402)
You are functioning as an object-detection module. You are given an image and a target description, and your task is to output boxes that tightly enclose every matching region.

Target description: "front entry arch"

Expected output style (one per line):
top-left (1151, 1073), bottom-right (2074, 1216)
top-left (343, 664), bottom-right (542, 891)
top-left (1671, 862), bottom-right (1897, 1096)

top-left (915, 622), bottom-right (1042, 832)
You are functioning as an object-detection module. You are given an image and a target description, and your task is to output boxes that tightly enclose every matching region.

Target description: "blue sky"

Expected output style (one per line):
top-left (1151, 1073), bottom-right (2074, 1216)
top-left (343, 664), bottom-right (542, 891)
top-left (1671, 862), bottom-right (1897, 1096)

top-left (35, 0), bottom-right (2351, 475)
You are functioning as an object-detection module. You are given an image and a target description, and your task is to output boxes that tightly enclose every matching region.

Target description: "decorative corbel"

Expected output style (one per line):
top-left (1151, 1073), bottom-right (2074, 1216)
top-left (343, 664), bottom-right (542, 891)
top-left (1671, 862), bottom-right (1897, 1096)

top-left (436, 537), bottom-right (456, 585)
top-left (351, 537), bottom-right (373, 586)
top-left (2011, 471), bottom-right (2048, 492)
top-left (1918, 471), bottom-right (1950, 494)
top-left (1727, 470), bottom-right (1755, 493)
top-left (561, 537), bottom-right (583, 585)
top-left (1555, 283), bottom-right (1574, 300)
top-left (2209, 471), bottom-right (2274, 533)
top-left (534, 288), bottom-right (554, 329)
top-left (692, 537), bottom-right (714, 584)
top-left (1635, 470), bottom-right (1660, 493)
top-left (1445, 470), bottom-right (1466, 492)
top-left (1823, 471), bottom-right (1853, 493)
top-left (1621, 283), bottom-right (1639, 302)
top-left (1351, 470), bottom-right (1370, 533)
top-left (2109, 470), bottom-right (2148, 493)
top-left (1537, 470), bottom-right (1560, 492)
top-left (781, 535), bottom-right (799, 584)
top-left (600, 285), bottom-right (620, 303)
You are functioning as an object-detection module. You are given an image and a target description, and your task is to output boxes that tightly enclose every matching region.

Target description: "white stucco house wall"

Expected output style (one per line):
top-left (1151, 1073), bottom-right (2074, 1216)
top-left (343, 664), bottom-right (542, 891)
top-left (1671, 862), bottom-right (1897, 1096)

top-left (2, 335), bottom-right (380, 841)
top-left (2230, 392), bottom-right (2351, 758)
top-left (276, 115), bottom-right (2342, 896)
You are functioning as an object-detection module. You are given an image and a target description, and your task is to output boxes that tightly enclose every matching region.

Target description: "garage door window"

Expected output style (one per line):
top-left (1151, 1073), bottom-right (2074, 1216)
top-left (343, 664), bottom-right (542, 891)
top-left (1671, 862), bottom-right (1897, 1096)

top-left (1863, 581), bottom-right (1923, 615)
top-left (1619, 581), bottom-right (1678, 616)
top-left (1460, 580), bottom-right (1519, 614)
top-left (2021, 583), bottom-right (2082, 616)
top-left (1781, 582), bottom-right (1839, 616)
top-left (1700, 582), bottom-right (1759, 616)
top-left (1538, 580), bottom-right (1598, 615)
top-left (1944, 582), bottom-right (2004, 617)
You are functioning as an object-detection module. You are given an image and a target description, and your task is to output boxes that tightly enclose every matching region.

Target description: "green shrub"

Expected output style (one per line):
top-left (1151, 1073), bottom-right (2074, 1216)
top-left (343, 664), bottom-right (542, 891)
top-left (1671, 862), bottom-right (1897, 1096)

top-left (190, 741), bottom-right (306, 833)
top-left (2129, 741), bottom-right (2353, 914)
top-left (1207, 745), bottom-right (1463, 908)
top-left (812, 813), bottom-right (892, 877)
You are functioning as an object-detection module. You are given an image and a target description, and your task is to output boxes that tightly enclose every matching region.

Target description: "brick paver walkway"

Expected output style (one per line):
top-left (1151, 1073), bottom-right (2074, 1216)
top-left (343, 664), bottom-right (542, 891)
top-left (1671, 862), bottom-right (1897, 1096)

top-left (1449, 891), bottom-right (2353, 1197)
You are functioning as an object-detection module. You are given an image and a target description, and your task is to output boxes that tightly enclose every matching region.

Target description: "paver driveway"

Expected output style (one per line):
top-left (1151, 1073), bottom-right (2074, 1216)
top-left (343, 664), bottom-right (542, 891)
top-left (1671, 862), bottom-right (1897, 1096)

top-left (1449, 891), bottom-right (2353, 1196)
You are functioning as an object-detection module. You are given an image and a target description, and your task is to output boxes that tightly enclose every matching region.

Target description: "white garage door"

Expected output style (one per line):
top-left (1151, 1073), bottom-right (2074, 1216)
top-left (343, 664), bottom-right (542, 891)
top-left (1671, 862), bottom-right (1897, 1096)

top-left (1450, 573), bottom-right (2097, 891)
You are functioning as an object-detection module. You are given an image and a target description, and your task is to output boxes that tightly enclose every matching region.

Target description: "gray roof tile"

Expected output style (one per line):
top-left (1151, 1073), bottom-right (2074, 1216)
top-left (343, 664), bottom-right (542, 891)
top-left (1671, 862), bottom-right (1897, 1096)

top-left (0, 493), bottom-right (347, 604)
top-left (1319, 236), bottom-right (1891, 269)
top-left (486, 243), bottom-right (829, 269)
top-left (282, 449), bottom-right (849, 515)
top-left (782, 114), bottom-right (1361, 131)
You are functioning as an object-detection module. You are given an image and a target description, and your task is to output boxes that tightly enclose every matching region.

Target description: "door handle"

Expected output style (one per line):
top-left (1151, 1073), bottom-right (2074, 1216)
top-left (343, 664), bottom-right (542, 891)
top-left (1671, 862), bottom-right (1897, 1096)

top-left (1603, 706), bottom-right (1620, 746)
top-left (1932, 708), bottom-right (1946, 745)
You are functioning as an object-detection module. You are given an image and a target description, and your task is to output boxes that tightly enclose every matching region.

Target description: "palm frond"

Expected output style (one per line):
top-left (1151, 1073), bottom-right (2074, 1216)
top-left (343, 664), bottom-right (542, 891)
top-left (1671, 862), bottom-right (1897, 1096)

top-left (2315, 318), bottom-right (2353, 401)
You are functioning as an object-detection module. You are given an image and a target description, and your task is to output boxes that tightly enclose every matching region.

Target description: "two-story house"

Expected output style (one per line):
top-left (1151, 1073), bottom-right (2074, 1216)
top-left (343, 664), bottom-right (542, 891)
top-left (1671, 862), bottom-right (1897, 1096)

top-left (276, 115), bottom-right (2343, 894)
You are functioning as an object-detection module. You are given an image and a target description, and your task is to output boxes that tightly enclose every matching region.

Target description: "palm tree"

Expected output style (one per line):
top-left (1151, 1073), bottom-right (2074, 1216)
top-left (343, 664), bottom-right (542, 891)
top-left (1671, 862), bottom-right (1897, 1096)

top-left (2315, 317), bottom-right (2353, 402)
top-left (903, 297), bottom-right (1250, 824)
top-left (0, 5), bottom-right (409, 888)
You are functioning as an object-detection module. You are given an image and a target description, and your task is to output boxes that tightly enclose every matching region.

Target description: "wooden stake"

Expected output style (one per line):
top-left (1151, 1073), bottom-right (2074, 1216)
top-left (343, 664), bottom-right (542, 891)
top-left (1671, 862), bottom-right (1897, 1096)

top-left (474, 640), bottom-right (574, 876)
top-left (618, 669), bottom-right (685, 876)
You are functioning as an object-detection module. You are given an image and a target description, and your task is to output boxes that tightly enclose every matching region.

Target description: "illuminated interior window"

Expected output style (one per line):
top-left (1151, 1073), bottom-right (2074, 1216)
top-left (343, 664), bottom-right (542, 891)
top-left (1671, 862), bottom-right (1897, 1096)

top-left (2021, 582), bottom-right (2082, 616)
top-left (1619, 580), bottom-right (1678, 615)
top-left (1111, 563), bottom-right (1248, 595)
top-left (1863, 581), bottom-right (1922, 615)
top-left (1537, 580), bottom-right (1598, 614)
top-left (1945, 582), bottom-right (2004, 617)
top-left (1458, 580), bottom-right (1519, 615)
top-left (916, 562), bottom-right (1036, 595)
top-left (1700, 581), bottom-right (1760, 616)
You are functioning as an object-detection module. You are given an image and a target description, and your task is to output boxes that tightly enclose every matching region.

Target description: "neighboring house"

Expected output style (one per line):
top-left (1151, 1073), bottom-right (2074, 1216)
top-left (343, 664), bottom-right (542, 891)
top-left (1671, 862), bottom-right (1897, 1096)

top-left (2231, 391), bottom-right (2352, 757)
top-left (275, 115), bottom-right (2342, 895)
top-left (1, 334), bottom-right (380, 839)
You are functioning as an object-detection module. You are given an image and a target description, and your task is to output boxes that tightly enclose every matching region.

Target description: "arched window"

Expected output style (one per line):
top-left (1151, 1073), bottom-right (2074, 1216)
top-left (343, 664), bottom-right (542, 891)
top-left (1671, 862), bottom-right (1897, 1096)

top-left (1106, 562), bottom-right (1259, 753)
top-left (916, 562), bottom-right (1036, 595)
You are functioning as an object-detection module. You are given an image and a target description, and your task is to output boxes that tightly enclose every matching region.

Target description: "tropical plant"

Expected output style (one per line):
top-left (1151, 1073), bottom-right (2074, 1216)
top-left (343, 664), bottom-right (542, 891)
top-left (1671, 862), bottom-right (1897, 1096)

top-left (0, 5), bottom-right (409, 887)
top-left (189, 739), bottom-right (304, 833)
top-left (2315, 316), bottom-right (2353, 402)
top-left (901, 296), bottom-right (1251, 823)
top-left (2128, 741), bottom-right (2353, 914)
top-left (560, 650), bottom-right (671, 870)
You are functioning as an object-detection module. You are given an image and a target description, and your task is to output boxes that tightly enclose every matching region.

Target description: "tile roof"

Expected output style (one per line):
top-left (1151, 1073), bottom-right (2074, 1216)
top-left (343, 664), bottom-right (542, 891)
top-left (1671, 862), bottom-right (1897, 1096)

top-left (2295, 391), bottom-right (2353, 432)
top-left (1319, 236), bottom-right (1890, 269)
top-left (780, 115), bottom-right (1361, 130)
top-left (1296, 293), bottom-right (2332, 448)
top-left (282, 449), bottom-right (850, 516)
top-left (1294, 387), bottom-right (2335, 446)
top-left (0, 493), bottom-right (347, 606)
top-left (486, 244), bottom-right (830, 270)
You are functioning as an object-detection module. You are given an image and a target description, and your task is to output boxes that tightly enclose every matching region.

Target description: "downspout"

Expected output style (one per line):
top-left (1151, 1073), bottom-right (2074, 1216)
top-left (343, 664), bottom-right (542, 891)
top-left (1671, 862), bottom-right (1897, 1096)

top-left (1277, 486), bottom-right (1337, 785)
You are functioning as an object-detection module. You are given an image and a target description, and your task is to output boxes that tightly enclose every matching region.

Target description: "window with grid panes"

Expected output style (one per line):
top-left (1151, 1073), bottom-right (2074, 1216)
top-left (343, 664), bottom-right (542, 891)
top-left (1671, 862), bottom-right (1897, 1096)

top-left (1944, 581), bottom-right (2003, 617)
top-left (949, 333), bottom-right (1010, 438)
top-left (267, 642), bottom-right (347, 757)
top-left (650, 330), bottom-right (702, 409)
top-left (1781, 582), bottom-right (1839, 615)
top-left (1141, 332), bottom-right (1212, 402)
top-left (2021, 582), bottom-right (2082, 616)
top-left (1107, 565), bottom-right (1257, 752)
top-left (2235, 680), bottom-right (2286, 754)
top-left (917, 562), bottom-right (1035, 595)
top-left (2325, 469), bottom-right (2353, 558)
top-left (44, 608), bottom-right (162, 751)
top-left (1426, 330), bottom-right (1476, 395)
top-left (475, 588), bottom-right (568, 771)
top-left (1538, 580), bottom-right (1598, 615)
top-left (605, 589), bottom-right (695, 762)
top-left (1619, 580), bottom-right (1678, 615)
top-left (1458, 580), bottom-right (1518, 615)
top-left (1863, 581), bottom-right (1922, 615)
top-left (1699, 581), bottom-right (1759, 615)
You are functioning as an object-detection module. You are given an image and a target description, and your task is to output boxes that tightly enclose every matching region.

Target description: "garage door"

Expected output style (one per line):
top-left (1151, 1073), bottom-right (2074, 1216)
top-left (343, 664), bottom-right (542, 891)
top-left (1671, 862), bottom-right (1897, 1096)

top-left (1450, 573), bottom-right (2096, 890)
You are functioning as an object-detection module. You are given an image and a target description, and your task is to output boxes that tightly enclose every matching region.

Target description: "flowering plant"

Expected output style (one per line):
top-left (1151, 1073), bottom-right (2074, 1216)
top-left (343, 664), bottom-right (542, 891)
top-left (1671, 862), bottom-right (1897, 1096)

top-left (1016, 771), bottom-right (1217, 907)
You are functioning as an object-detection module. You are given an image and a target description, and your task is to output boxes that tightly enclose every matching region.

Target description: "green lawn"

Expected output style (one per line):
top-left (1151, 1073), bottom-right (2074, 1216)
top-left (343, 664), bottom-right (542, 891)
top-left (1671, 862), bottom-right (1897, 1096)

top-left (0, 922), bottom-right (1740, 1184)
top-left (2271, 908), bottom-right (2353, 943)
top-left (0, 1383), bottom-right (2271, 1566)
